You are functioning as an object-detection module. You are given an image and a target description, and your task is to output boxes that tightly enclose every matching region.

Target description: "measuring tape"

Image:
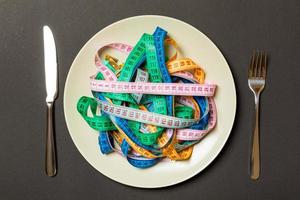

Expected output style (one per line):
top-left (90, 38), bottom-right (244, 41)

top-left (90, 80), bottom-right (216, 96)
top-left (77, 26), bottom-right (218, 168)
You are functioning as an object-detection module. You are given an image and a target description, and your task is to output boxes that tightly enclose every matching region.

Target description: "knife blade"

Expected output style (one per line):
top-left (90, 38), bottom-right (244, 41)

top-left (43, 25), bottom-right (57, 177)
top-left (43, 26), bottom-right (58, 102)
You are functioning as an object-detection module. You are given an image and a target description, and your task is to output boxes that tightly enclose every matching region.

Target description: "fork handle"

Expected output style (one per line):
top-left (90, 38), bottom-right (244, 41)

top-left (46, 102), bottom-right (57, 177)
top-left (250, 94), bottom-right (260, 180)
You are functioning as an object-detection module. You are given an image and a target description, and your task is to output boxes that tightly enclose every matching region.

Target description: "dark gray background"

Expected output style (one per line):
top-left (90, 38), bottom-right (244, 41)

top-left (0, 0), bottom-right (299, 199)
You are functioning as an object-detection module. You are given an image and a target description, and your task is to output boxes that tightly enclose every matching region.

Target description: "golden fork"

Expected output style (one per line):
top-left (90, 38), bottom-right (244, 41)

top-left (248, 51), bottom-right (268, 180)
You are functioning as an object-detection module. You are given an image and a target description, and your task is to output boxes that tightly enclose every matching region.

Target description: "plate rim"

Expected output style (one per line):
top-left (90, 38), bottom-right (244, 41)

top-left (63, 15), bottom-right (237, 188)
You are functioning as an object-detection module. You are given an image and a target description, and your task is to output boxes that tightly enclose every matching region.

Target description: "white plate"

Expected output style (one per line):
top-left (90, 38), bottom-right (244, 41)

top-left (64, 15), bottom-right (236, 188)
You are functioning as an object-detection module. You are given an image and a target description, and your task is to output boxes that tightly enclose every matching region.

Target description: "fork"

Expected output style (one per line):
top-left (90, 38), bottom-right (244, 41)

top-left (248, 50), bottom-right (267, 180)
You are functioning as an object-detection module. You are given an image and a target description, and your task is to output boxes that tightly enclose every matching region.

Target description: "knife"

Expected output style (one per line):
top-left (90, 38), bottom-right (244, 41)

top-left (43, 25), bottom-right (58, 177)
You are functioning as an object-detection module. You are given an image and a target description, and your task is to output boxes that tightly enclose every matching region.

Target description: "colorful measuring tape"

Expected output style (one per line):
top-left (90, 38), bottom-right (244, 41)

top-left (77, 27), bottom-right (218, 168)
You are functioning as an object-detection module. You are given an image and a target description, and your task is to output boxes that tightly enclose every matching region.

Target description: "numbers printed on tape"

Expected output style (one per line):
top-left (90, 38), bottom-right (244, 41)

top-left (90, 80), bottom-right (216, 96)
top-left (76, 26), bottom-right (218, 168)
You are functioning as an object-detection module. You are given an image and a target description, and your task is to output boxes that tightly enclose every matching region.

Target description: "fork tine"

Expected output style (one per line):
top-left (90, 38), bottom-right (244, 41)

top-left (262, 52), bottom-right (267, 78)
top-left (257, 51), bottom-right (263, 77)
top-left (248, 51), bottom-right (255, 77)
top-left (253, 50), bottom-right (259, 77)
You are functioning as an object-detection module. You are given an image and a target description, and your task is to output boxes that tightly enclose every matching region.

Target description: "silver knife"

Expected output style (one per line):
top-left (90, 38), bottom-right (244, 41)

top-left (43, 25), bottom-right (58, 177)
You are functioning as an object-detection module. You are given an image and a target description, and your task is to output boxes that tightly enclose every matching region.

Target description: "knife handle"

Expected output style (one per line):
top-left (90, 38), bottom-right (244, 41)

top-left (45, 102), bottom-right (57, 177)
